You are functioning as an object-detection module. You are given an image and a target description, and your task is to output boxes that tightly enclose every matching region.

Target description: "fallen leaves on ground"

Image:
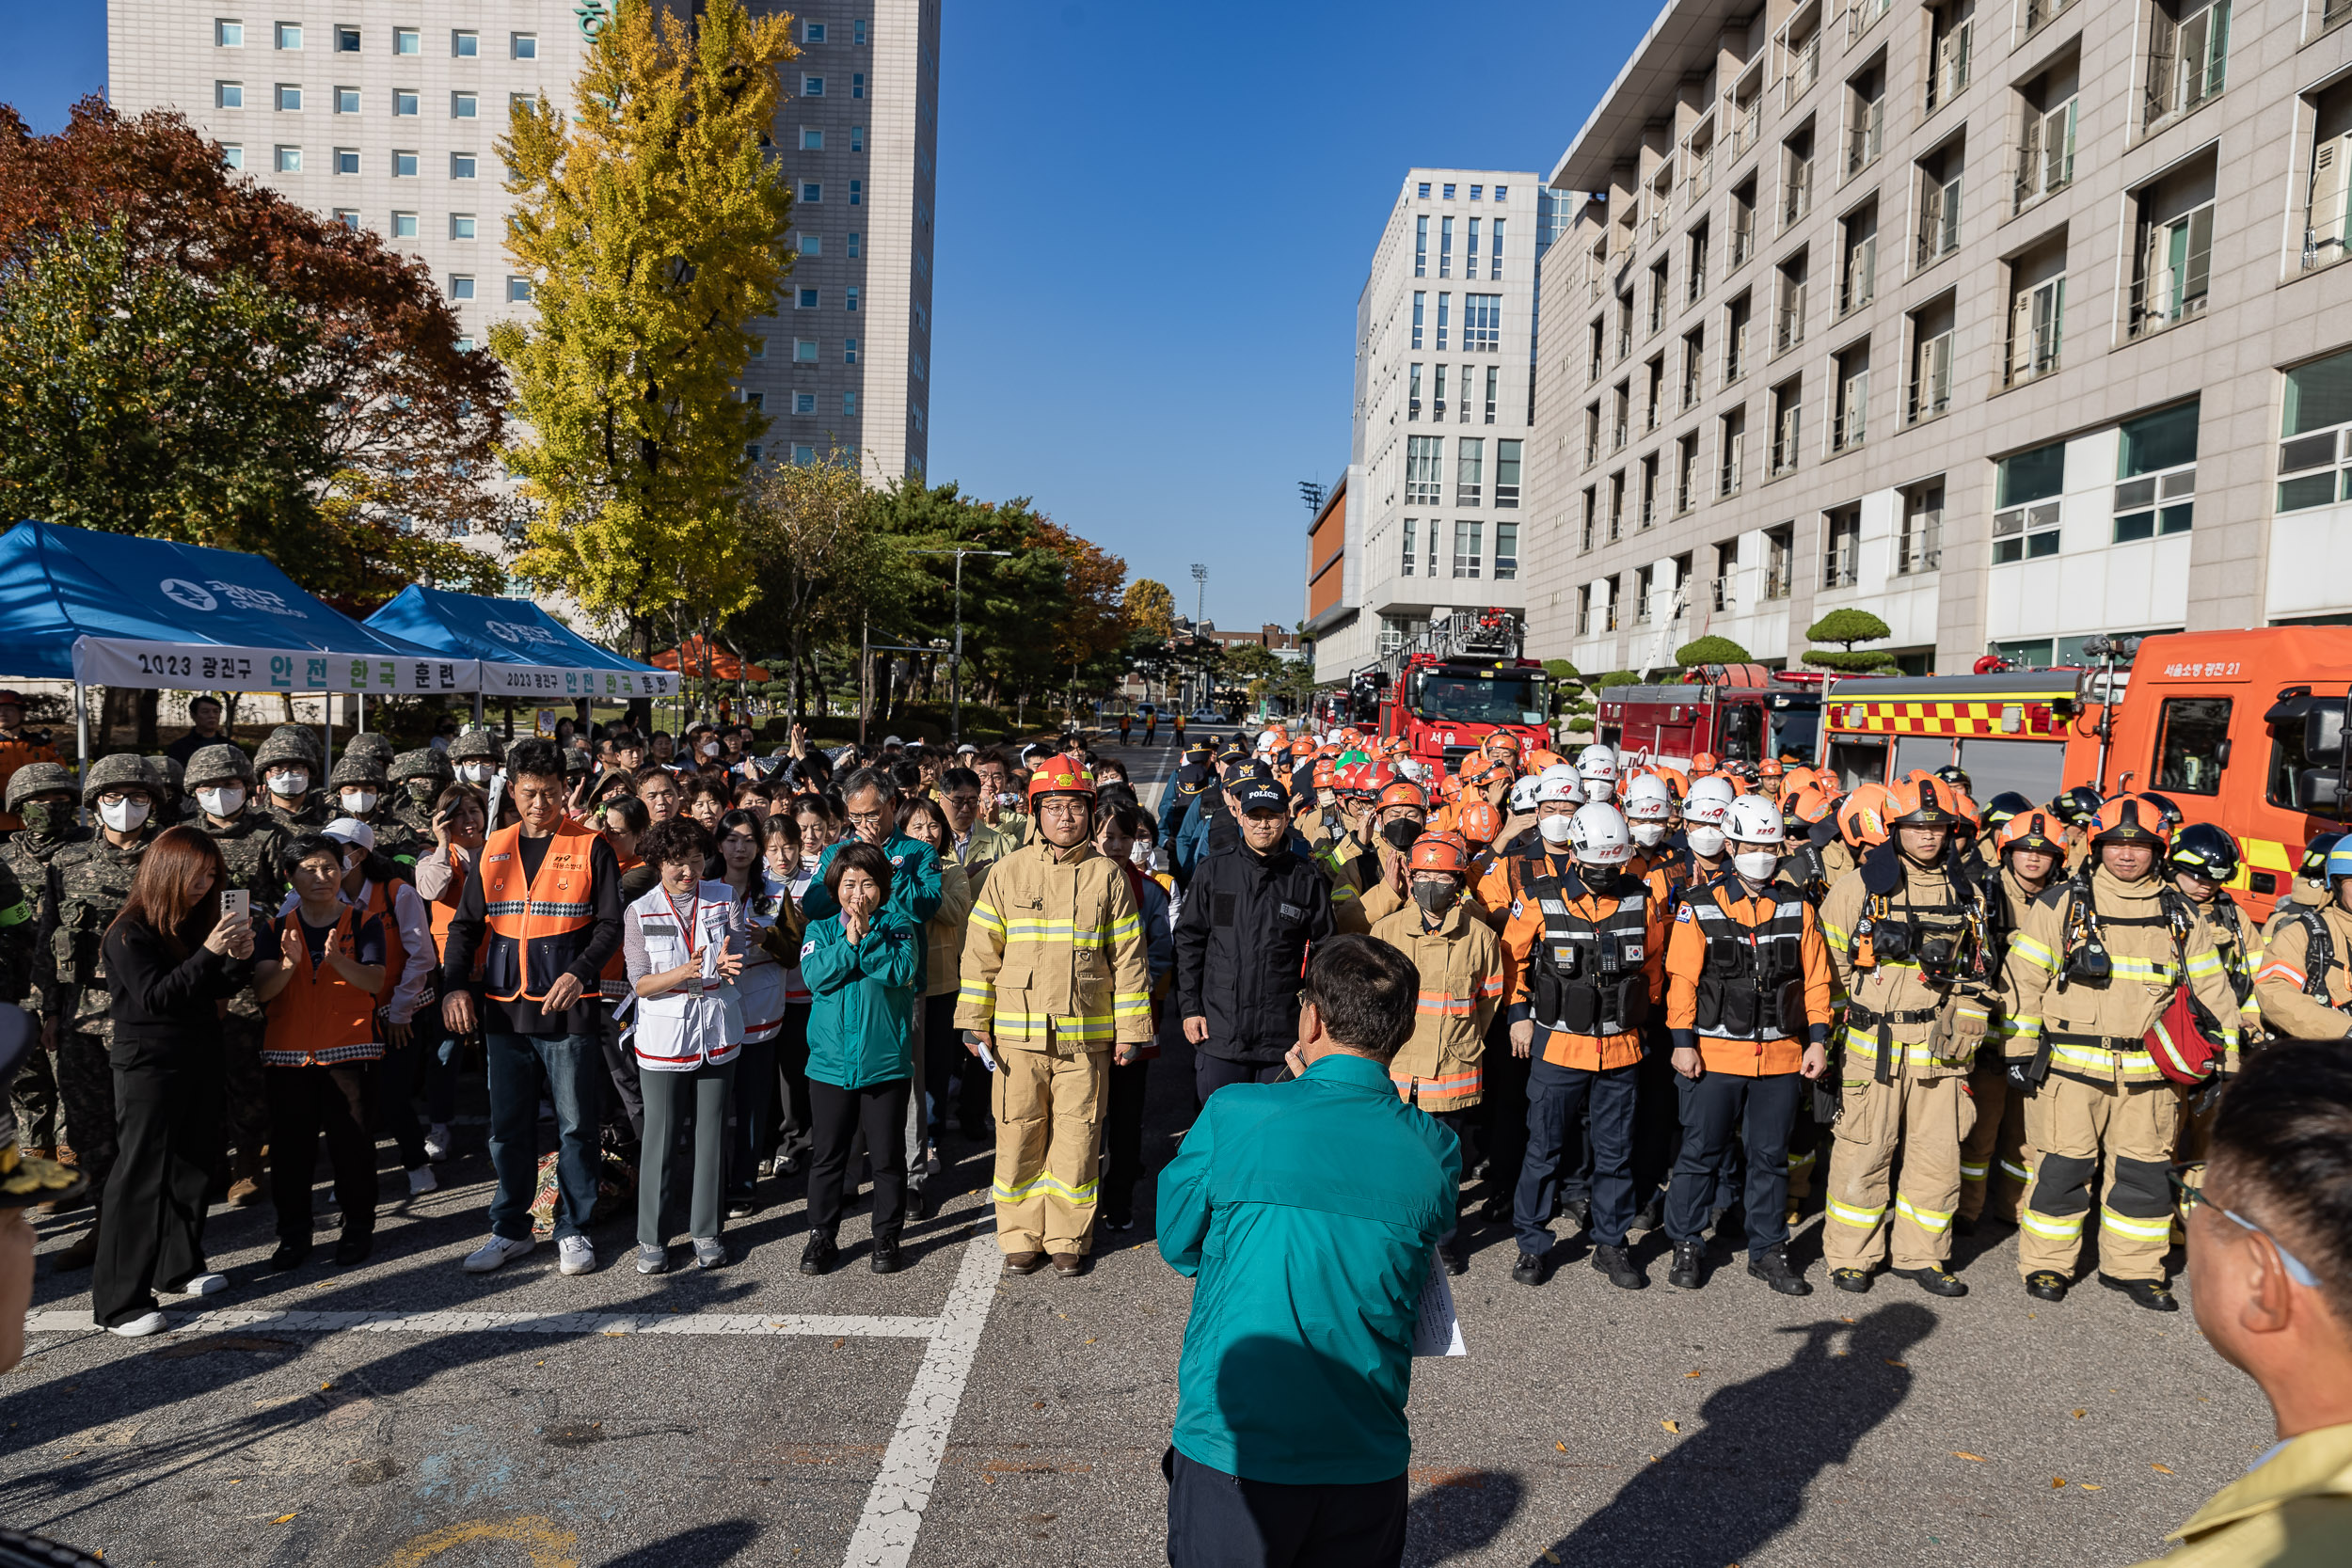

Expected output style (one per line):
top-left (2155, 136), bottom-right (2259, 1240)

top-left (1884, 1359), bottom-right (1907, 1368)
top-left (2073, 1409), bottom-right (2088, 1418)
top-left (2051, 1478), bottom-right (2067, 1489)
top-left (2080, 1483), bottom-right (2103, 1491)
top-left (1953, 1452), bottom-right (1986, 1463)
top-left (1685, 1369), bottom-right (1705, 1378)
top-left (2153, 1464), bottom-right (2175, 1475)
top-left (1661, 1419), bottom-right (1680, 1433)
top-left (271, 1513), bottom-right (297, 1524)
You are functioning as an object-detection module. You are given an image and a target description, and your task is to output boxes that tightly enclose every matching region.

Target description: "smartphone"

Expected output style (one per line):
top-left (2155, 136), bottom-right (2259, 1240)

top-left (220, 888), bottom-right (250, 922)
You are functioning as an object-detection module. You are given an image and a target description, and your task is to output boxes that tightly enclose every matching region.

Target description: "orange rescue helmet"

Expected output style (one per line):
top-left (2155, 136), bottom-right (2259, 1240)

top-left (1407, 833), bottom-right (1471, 875)
top-left (1026, 760), bottom-right (1096, 803)
top-left (1455, 799), bottom-right (1502, 845)
top-left (1377, 779), bottom-right (1428, 814)
top-left (2090, 793), bottom-right (2173, 848)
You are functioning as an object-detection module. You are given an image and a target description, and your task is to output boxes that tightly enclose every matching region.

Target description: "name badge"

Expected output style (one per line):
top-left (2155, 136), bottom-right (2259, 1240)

top-left (1279, 902), bottom-right (1305, 921)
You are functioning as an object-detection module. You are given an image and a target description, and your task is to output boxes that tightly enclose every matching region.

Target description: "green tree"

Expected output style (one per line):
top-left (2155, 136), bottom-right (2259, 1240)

top-left (1802, 609), bottom-right (1897, 673)
top-left (1677, 634), bottom-right (1755, 666)
top-left (1122, 578), bottom-right (1176, 641)
top-left (497, 0), bottom-right (796, 657)
top-left (731, 451), bottom-right (913, 722)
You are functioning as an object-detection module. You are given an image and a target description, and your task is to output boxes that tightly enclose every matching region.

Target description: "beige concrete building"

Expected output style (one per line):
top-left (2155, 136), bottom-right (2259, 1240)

top-left (107, 0), bottom-right (937, 505)
top-left (1528, 0), bottom-right (2352, 678)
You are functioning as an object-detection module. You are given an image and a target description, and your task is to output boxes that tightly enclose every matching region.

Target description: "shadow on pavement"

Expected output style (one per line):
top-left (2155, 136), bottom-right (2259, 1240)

top-left (596, 1517), bottom-right (762, 1565)
top-left (1541, 1301), bottom-right (1934, 1567)
top-left (1404, 1466), bottom-right (1522, 1566)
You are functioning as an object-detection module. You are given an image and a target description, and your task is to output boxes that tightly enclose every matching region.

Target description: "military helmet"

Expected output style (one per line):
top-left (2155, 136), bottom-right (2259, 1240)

top-left (145, 755), bottom-right (183, 793)
top-left (327, 752), bottom-right (388, 789)
top-left (253, 727), bottom-right (319, 772)
top-left (389, 748), bottom-right (453, 786)
top-left (82, 752), bottom-right (158, 803)
top-left (561, 745), bottom-right (591, 778)
top-left (448, 726), bottom-right (505, 765)
top-left (263, 723), bottom-right (322, 763)
top-left (183, 742), bottom-right (256, 786)
top-left (344, 732), bottom-right (397, 769)
top-left (5, 760), bottom-right (76, 812)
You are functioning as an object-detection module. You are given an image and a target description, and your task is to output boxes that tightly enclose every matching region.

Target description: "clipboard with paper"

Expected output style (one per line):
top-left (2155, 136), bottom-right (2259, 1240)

top-left (1412, 1246), bottom-right (1469, 1357)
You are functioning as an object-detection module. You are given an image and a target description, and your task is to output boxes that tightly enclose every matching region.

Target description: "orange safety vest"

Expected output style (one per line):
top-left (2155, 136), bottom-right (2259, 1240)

top-left (479, 819), bottom-right (601, 1004)
top-left (263, 906), bottom-right (381, 1065)
top-left (427, 845), bottom-right (484, 979)
top-left (353, 878), bottom-right (409, 1012)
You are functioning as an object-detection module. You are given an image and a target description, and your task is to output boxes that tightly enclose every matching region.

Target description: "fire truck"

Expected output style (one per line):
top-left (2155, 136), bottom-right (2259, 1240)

top-left (1596, 664), bottom-right (1825, 771)
top-left (1345, 609), bottom-right (1551, 772)
top-left (1819, 626), bottom-right (2352, 919)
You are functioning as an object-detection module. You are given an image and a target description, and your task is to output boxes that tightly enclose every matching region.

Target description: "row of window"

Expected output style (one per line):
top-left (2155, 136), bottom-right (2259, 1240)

top-left (215, 81), bottom-right (536, 117)
top-left (747, 443), bottom-right (864, 468)
top-left (1416, 182), bottom-right (1508, 201)
top-left (746, 391), bottom-right (861, 418)
top-left (214, 20), bottom-right (539, 57)
top-left (1407, 292), bottom-right (1502, 351)
top-left (1401, 436), bottom-right (1522, 509)
top-left (798, 180), bottom-right (862, 206)
top-left (436, 271), bottom-right (534, 304)
top-left (1406, 363), bottom-right (1509, 425)
top-left (750, 338), bottom-right (863, 364)
top-left (1412, 215), bottom-right (1506, 280)
top-left (788, 126), bottom-right (866, 152)
top-left (1397, 519), bottom-right (1520, 581)
top-left (224, 146), bottom-right (486, 178)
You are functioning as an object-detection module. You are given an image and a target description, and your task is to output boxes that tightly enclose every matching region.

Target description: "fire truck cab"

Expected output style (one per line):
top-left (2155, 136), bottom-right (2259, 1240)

top-left (1597, 664), bottom-right (1824, 771)
top-left (1346, 610), bottom-right (1550, 772)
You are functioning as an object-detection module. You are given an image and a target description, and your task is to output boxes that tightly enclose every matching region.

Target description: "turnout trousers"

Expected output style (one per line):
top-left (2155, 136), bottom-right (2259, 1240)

top-left (2019, 1073), bottom-right (2181, 1284)
top-left (992, 1035), bottom-right (1109, 1257)
top-left (1955, 1053), bottom-right (2033, 1226)
top-left (1821, 1066), bottom-right (1975, 1273)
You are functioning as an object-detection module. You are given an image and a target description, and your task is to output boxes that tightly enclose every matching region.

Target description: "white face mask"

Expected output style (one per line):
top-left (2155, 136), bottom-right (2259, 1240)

top-left (341, 790), bottom-right (378, 816)
top-left (1538, 813), bottom-right (1576, 845)
top-left (197, 784), bottom-right (246, 817)
top-left (1630, 821), bottom-right (1666, 847)
top-left (99, 798), bottom-right (150, 832)
top-left (701, 741), bottom-right (722, 757)
top-left (1687, 826), bottom-right (1727, 859)
top-left (1734, 849), bottom-right (1779, 881)
top-left (267, 769), bottom-right (309, 798)
top-left (1316, 788), bottom-right (1337, 807)
top-left (1581, 779), bottom-right (1613, 801)
top-left (460, 763), bottom-right (497, 785)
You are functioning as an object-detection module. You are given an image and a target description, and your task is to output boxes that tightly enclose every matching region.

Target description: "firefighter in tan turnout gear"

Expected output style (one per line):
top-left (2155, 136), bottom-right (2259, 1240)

top-left (1955, 808), bottom-right (2066, 1232)
top-left (957, 759), bottom-right (1152, 1277)
top-left (2252, 836), bottom-right (2352, 1041)
top-left (2000, 794), bottom-right (2243, 1310)
top-left (1818, 776), bottom-right (1993, 1298)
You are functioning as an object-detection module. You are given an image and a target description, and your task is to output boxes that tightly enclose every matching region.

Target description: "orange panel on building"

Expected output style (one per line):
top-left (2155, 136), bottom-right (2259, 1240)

top-left (1306, 478), bottom-right (1346, 623)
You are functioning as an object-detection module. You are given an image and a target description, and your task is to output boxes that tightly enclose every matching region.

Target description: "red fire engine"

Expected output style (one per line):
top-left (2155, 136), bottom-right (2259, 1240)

top-left (1596, 664), bottom-right (1826, 770)
top-left (1345, 610), bottom-right (1551, 772)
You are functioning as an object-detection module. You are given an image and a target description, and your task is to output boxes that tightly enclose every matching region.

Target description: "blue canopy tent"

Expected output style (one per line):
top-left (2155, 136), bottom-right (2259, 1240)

top-left (0, 520), bottom-right (479, 776)
top-left (365, 585), bottom-right (677, 726)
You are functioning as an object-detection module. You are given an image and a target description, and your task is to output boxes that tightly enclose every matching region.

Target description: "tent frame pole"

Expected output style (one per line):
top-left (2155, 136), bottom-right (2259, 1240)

top-left (73, 683), bottom-right (88, 826)
top-left (356, 692), bottom-right (366, 734)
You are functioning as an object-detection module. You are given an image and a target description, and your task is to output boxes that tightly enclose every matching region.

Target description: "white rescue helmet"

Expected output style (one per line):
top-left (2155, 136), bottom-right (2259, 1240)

top-left (1576, 744), bottom-right (1620, 801)
top-left (1620, 772), bottom-right (1676, 822)
top-left (1683, 777), bottom-right (1735, 830)
top-left (1508, 775), bottom-right (1542, 813)
top-left (1724, 793), bottom-right (1785, 847)
top-left (1533, 766), bottom-right (1584, 806)
top-left (1567, 802), bottom-right (1634, 866)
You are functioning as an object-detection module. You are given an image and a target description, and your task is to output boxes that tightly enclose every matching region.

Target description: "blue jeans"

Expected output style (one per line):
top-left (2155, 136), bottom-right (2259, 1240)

top-left (485, 1030), bottom-right (603, 1243)
top-left (1517, 1054), bottom-right (1641, 1255)
top-left (1668, 1069), bottom-right (1801, 1259)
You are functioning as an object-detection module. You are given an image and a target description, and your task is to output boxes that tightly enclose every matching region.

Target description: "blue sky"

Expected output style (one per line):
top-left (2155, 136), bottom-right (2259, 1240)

top-left (0, 1), bottom-right (1661, 632)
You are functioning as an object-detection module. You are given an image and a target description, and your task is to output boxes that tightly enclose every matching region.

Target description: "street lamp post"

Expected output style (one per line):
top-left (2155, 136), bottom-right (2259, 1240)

top-left (911, 546), bottom-right (1012, 746)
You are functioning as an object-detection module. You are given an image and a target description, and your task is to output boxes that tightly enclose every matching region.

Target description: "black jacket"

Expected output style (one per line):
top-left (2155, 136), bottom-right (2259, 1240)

top-left (1174, 840), bottom-right (1336, 1064)
top-left (102, 917), bottom-right (250, 1073)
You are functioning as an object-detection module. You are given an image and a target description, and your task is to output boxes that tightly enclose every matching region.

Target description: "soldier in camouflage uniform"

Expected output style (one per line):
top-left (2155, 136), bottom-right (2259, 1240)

top-left (255, 726), bottom-right (327, 832)
top-left (38, 752), bottom-right (162, 1269)
top-left (389, 749), bottom-right (453, 841)
top-left (447, 727), bottom-right (507, 828)
top-left (326, 751), bottom-right (421, 866)
top-left (3, 762), bottom-right (89, 1161)
top-left (186, 742), bottom-right (290, 1207)
top-left (146, 754), bottom-right (185, 824)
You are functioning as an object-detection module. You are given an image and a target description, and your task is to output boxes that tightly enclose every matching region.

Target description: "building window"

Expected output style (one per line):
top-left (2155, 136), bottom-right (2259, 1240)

top-left (1915, 139), bottom-right (1963, 268)
top-left (1834, 342), bottom-right (1869, 451)
top-left (2145, 0), bottom-right (2228, 131)
top-left (849, 180), bottom-right (862, 205)
top-left (216, 19), bottom-right (244, 47)
top-left (854, 19), bottom-right (867, 43)
top-left (1648, 259), bottom-right (1669, 334)
top-left (1898, 479), bottom-right (1945, 575)
top-left (847, 232), bottom-right (862, 258)
top-left (1993, 440), bottom-right (2065, 561)
top-left (1761, 524), bottom-right (1793, 599)
top-left (845, 286), bottom-right (859, 311)
top-left (1463, 293), bottom-right (1501, 352)
top-left (1640, 453), bottom-right (1661, 528)
top-left (1720, 408), bottom-right (1746, 496)
top-left (394, 89), bottom-right (418, 116)
top-left (452, 91), bottom-right (476, 119)
top-left (449, 275), bottom-right (475, 301)
top-left (850, 126), bottom-right (864, 151)
top-left (1483, 365), bottom-right (1499, 425)
top-left (2014, 70), bottom-right (2078, 214)
top-left (1410, 292), bottom-right (1424, 350)
top-left (1781, 124), bottom-right (1815, 230)
top-left (335, 24), bottom-right (358, 51)
top-left (1401, 518), bottom-right (1418, 578)
top-left (787, 338), bottom-right (815, 362)
top-left (1442, 182), bottom-right (1455, 199)
top-left (1926, 3), bottom-right (1971, 111)
top-left (335, 86), bottom-right (358, 113)
top-left (2005, 243), bottom-right (2067, 387)
top-left (799, 287), bottom-right (819, 309)
top-left (1407, 363), bottom-right (1422, 420)
top-left (1495, 439), bottom-right (1521, 507)
top-left (843, 391), bottom-right (858, 417)
top-left (2130, 153), bottom-right (2216, 340)
top-left (804, 20), bottom-right (826, 42)
top-left (276, 21), bottom-right (300, 49)
top-left (451, 214), bottom-right (475, 239)
top-left (1675, 434), bottom-right (1701, 514)
top-left (221, 143), bottom-right (245, 168)
top-left (1406, 436), bottom-right (1443, 505)
top-left (393, 150), bottom-right (418, 176)
top-left (1455, 438), bottom-right (1484, 506)
top-left (511, 93), bottom-right (537, 117)
top-left (452, 151), bottom-right (476, 179)
top-left (329, 146), bottom-right (357, 174)
top-left (1687, 221), bottom-right (1709, 304)
top-left (1439, 215), bottom-right (1454, 277)
top-left (507, 276), bottom-right (533, 302)
top-left (2280, 350), bottom-right (2352, 509)
top-left (801, 182), bottom-right (821, 203)
top-left (1770, 378), bottom-right (1803, 477)
top-left (1453, 520), bottom-right (1484, 579)
top-left (1729, 178), bottom-right (1756, 267)
top-left (2116, 401), bottom-right (2199, 541)
top-left (452, 29), bottom-right (478, 57)
top-left (275, 84), bottom-right (301, 111)
top-left (1724, 292), bottom-right (1750, 382)
top-left (1845, 62), bottom-right (1884, 178)
top-left (1823, 505), bottom-right (1861, 589)
top-left (1414, 214), bottom-right (1428, 277)
top-left (333, 208), bottom-right (358, 230)
top-left (1494, 522), bottom-right (1518, 580)
top-left (1435, 292), bottom-right (1449, 350)
top-left (749, 338), bottom-right (767, 359)
top-left (1775, 249), bottom-right (1808, 352)
top-left (1907, 293), bottom-right (1954, 423)
top-left (795, 392), bottom-right (817, 415)
top-left (392, 25), bottom-right (419, 54)
top-left (802, 127), bottom-right (823, 150)
top-left (1466, 215), bottom-right (1481, 279)
top-left (269, 144), bottom-right (298, 172)
top-left (803, 75), bottom-right (825, 96)
top-left (390, 210), bottom-right (418, 237)
top-left (2303, 79), bottom-right (2352, 271)
top-left (1490, 218), bottom-right (1505, 279)
top-left (1433, 365), bottom-right (1448, 421)
top-left (844, 338), bottom-right (858, 363)
top-left (512, 32), bottom-right (537, 59)
top-left (851, 72), bottom-right (866, 98)
top-left (792, 444), bottom-right (816, 466)
top-left (1838, 205), bottom-right (1877, 317)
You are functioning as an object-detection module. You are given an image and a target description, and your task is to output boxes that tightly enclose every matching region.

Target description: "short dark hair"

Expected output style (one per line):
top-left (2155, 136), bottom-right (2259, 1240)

top-left (824, 839), bottom-right (893, 904)
top-left (284, 832), bottom-right (346, 875)
top-left (1301, 933), bottom-right (1419, 1060)
top-left (634, 764), bottom-right (681, 795)
top-left (611, 730), bottom-right (644, 752)
top-left (600, 795), bottom-right (649, 833)
top-left (506, 737), bottom-right (564, 784)
top-left (636, 817), bottom-right (711, 871)
top-left (1103, 802), bottom-right (1152, 841)
top-left (2210, 1042), bottom-right (2352, 1324)
top-left (941, 766), bottom-right (981, 795)
top-left (890, 759), bottom-right (925, 795)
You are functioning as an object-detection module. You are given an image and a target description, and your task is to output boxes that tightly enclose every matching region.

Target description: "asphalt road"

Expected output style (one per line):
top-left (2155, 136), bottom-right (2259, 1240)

top-left (1, 738), bottom-right (2278, 1568)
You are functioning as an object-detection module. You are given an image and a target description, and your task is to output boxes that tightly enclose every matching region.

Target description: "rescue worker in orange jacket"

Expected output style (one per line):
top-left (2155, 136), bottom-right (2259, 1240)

top-left (1502, 802), bottom-right (1666, 1290)
top-left (1662, 794), bottom-right (1836, 1296)
top-left (1472, 768), bottom-right (1584, 923)
top-left (1369, 832), bottom-right (1506, 1275)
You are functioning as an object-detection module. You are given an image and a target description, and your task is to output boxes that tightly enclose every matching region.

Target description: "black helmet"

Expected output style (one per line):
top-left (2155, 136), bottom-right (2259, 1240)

top-left (2167, 822), bottom-right (2240, 883)
top-left (1981, 791), bottom-right (2032, 832)
top-left (2297, 832), bottom-right (2346, 882)
top-left (1934, 764), bottom-right (1973, 792)
top-left (2050, 784), bottom-right (2104, 826)
top-left (2140, 791), bottom-right (2185, 832)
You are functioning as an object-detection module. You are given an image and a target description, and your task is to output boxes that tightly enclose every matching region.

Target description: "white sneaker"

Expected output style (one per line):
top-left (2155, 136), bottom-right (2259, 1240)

top-left (406, 1165), bottom-right (438, 1197)
top-left (556, 1235), bottom-right (596, 1275)
top-left (107, 1311), bottom-right (168, 1338)
top-left (176, 1273), bottom-right (229, 1297)
top-left (461, 1234), bottom-right (534, 1273)
top-left (423, 1125), bottom-right (452, 1162)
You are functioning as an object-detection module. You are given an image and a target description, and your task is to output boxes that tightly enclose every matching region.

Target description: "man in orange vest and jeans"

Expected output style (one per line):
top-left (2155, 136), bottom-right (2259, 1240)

top-left (440, 738), bottom-right (626, 1277)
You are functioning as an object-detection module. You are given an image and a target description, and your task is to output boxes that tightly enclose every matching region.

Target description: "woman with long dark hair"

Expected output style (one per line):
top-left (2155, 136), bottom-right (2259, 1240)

top-left (93, 826), bottom-right (256, 1336)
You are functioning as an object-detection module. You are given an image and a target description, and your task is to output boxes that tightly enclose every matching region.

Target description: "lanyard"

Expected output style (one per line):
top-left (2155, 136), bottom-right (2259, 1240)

top-left (667, 893), bottom-right (704, 957)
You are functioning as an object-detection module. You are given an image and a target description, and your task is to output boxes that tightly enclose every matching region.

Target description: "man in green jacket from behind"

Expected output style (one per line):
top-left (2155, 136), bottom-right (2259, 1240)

top-left (1157, 932), bottom-right (1460, 1568)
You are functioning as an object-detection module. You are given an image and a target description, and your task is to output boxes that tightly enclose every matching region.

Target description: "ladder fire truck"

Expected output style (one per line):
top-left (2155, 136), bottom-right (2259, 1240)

top-left (1343, 609), bottom-right (1552, 773)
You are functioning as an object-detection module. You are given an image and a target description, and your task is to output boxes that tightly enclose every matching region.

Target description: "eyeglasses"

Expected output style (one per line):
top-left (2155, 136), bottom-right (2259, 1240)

top-left (2171, 1168), bottom-right (2324, 1289)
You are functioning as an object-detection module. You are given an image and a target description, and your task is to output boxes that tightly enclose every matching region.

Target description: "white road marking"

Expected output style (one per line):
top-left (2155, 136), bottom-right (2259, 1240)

top-left (27, 1307), bottom-right (937, 1338)
top-left (841, 1232), bottom-right (1002, 1568)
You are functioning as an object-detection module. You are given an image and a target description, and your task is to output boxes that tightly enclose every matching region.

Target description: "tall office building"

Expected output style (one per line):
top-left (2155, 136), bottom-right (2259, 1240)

top-left (1311, 170), bottom-right (1550, 685)
top-left (106, 0), bottom-right (938, 500)
top-left (1528, 0), bottom-right (2352, 679)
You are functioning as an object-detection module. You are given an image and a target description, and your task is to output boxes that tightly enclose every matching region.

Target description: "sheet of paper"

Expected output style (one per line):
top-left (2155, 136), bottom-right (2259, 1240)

top-left (1412, 1247), bottom-right (1469, 1358)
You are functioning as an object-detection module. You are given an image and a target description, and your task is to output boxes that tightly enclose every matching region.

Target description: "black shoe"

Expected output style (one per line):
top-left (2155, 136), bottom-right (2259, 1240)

top-left (870, 1237), bottom-right (903, 1275)
top-left (2025, 1270), bottom-right (2070, 1302)
top-left (1667, 1239), bottom-right (1706, 1291)
top-left (725, 1200), bottom-right (758, 1221)
top-left (334, 1231), bottom-right (373, 1267)
top-left (1748, 1245), bottom-right (1812, 1296)
top-left (1563, 1196), bottom-right (1592, 1231)
top-left (1438, 1239), bottom-right (1469, 1276)
top-left (268, 1242), bottom-right (310, 1273)
top-left (1630, 1200), bottom-right (1664, 1234)
top-left (1475, 1193), bottom-right (1512, 1226)
top-left (1893, 1264), bottom-right (1968, 1298)
top-left (1592, 1244), bottom-right (1645, 1290)
top-left (1831, 1267), bottom-right (1874, 1294)
top-left (1511, 1251), bottom-right (1549, 1288)
top-left (1101, 1210), bottom-right (1134, 1232)
top-left (2098, 1273), bottom-right (2178, 1312)
top-left (915, 1187), bottom-right (942, 1224)
top-left (1952, 1213), bottom-right (1979, 1237)
top-left (798, 1235), bottom-right (838, 1276)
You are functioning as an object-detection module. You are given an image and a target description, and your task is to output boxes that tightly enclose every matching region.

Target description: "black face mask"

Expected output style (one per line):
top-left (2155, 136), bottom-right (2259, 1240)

top-left (1381, 819), bottom-right (1422, 852)
top-left (1412, 881), bottom-right (1454, 919)
top-left (407, 780), bottom-right (438, 807)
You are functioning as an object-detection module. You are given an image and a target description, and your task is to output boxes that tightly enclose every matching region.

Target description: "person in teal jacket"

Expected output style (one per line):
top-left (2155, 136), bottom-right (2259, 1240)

top-left (1157, 932), bottom-right (1460, 1568)
top-left (801, 767), bottom-right (943, 983)
top-left (798, 840), bottom-right (920, 1277)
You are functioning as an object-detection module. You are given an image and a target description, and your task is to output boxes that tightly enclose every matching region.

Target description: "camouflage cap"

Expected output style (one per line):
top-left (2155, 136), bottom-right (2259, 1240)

top-left (344, 732), bottom-right (397, 768)
top-left (327, 752), bottom-right (388, 789)
top-left (264, 723), bottom-right (323, 762)
top-left (82, 752), bottom-right (157, 802)
top-left (145, 755), bottom-right (183, 792)
top-left (183, 742), bottom-right (256, 785)
top-left (389, 748), bottom-right (452, 786)
top-left (4, 760), bottom-right (75, 812)
top-left (448, 726), bottom-right (505, 765)
top-left (253, 728), bottom-right (319, 772)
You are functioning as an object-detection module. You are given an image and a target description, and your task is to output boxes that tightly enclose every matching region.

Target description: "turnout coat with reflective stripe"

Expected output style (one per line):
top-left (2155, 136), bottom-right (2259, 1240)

top-left (1369, 900), bottom-right (1506, 1110)
top-left (957, 838), bottom-right (1152, 1051)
